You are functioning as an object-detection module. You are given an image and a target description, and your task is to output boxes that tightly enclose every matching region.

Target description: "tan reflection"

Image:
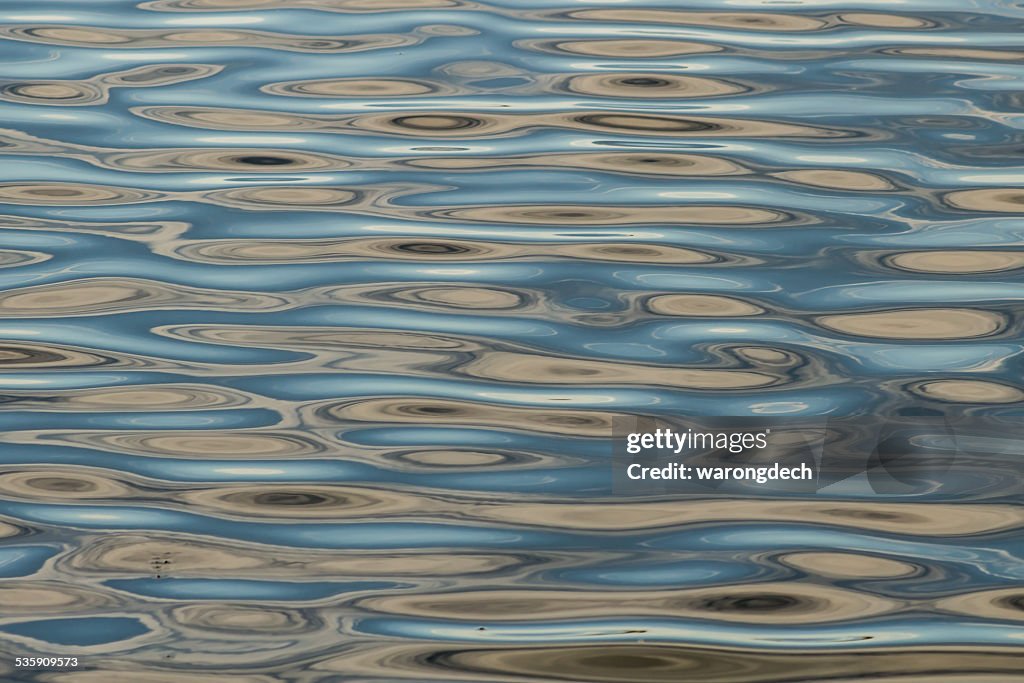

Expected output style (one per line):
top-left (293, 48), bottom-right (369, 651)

top-left (321, 347), bottom-right (467, 375)
top-left (838, 13), bottom-right (934, 28)
top-left (72, 538), bottom-right (267, 574)
top-left (57, 673), bottom-right (276, 683)
top-left (318, 643), bottom-right (1024, 683)
top-left (817, 308), bottom-right (1005, 340)
top-left (1, 64), bottom-right (221, 106)
top-left (0, 215), bottom-right (189, 244)
top-left (43, 431), bottom-right (328, 459)
top-left (156, 319), bottom-right (475, 374)
top-left (133, 105), bottom-right (848, 140)
top-left (887, 250), bottom-right (1024, 274)
top-left (172, 237), bottom-right (507, 263)
top-left (945, 188), bottom-right (1024, 212)
top-left (0, 469), bottom-right (133, 501)
top-left (141, 107), bottom-right (319, 130)
top-left (327, 398), bottom-right (615, 437)
top-left (144, 323), bottom-right (798, 385)
top-left (0, 183), bottom-right (161, 205)
top-left (141, 0), bottom-right (465, 10)
top-left (160, 325), bottom-right (476, 352)
top-left (937, 588), bottom-right (1024, 622)
top-left (569, 10), bottom-right (828, 31)
top-left (646, 294), bottom-right (764, 317)
top-left (353, 112), bottom-right (509, 137)
top-left (457, 648), bottom-right (1019, 683)
top-left (182, 485), bottom-right (424, 518)
top-left (201, 186), bottom-right (360, 210)
top-left (559, 152), bottom-right (747, 177)
top-left (0, 123), bottom-right (376, 181)
top-left (0, 278), bottom-right (290, 316)
top-left (439, 204), bottom-right (786, 226)
top-left (9, 26), bottom-right (130, 44)
top-left (0, 343), bottom-right (113, 368)
top-left (830, 678), bottom-right (1023, 683)
top-left (888, 47), bottom-right (1024, 60)
top-left (389, 286), bottom-right (523, 310)
top-left (461, 352), bottom-right (777, 389)
top-left (438, 60), bottom-right (524, 79)
top-left (568, 112), bottom-right (843, 139)
top-left (1, 82), bottom-right (101, 105)
top-left (559, 244), bottom-right (722, 263)
top-left (562, 73), bottom-right (745, 99)
top-left (0, 583), bottom-right (113, 614)
top-left (528, 38), bottom-right (722, 57)
top-left (2, 24), bottom-right (416, 53)
top-left (476, 500), bottom-right (1021, 535)
top-left (263, 77), bottom-right (452, 97)
top-left (736, 346), bottom-right (794, 365)
top-left (171, 236), bottom-right (721, 264)
top-left (316, 283), bottom-right (541, 318)
top-left (172, 604), bottom-right (314, 634)
top-left (310, 552), bottom-right (515, 576)
top-left (407, 152), bottom-right (749, 177)
top-left (910, 379), bottom-right (1024, 404)
top-left (105, 64), bottom-right (221, 86)
top-left (776, 169), bottom-right (896, 191)
top-left (34, 385), bottom-right (254, 411)
top-left (0, 249), bottom-right (50, 268)
top-left (360, 582), bottom-right (897, 624)
top-left (103, 148), bottom-right (353, 173)
top-left (338, 0), bottom-right (464, 8)
top-left (68, 535), bottom-right (516, 578)
top-left (400, 450), bottom-right (507, 467)
top-left (780, 552), bottom-right (916, 578)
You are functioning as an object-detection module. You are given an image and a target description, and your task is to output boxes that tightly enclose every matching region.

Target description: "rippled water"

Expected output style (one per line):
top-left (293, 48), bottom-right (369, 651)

top-left (1, 1), bottom-right (1024, 680)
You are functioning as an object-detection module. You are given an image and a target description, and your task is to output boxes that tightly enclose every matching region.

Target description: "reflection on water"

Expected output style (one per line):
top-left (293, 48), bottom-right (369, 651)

top-left (0, 0), bottom-right (1022, 680)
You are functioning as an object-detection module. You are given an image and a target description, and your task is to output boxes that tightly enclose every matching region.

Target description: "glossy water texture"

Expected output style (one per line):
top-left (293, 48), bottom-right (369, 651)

top-left (1, 1), bottom-right (1024, 680)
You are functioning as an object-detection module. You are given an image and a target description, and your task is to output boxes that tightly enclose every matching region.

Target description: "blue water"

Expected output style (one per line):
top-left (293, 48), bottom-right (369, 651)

top-left (0, 0), bottom-right (1023, 679)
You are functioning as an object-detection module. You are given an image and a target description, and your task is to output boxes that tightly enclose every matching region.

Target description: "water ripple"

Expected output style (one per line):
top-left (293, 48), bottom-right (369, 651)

top-left (0, 0), bottom-right (1022, 679)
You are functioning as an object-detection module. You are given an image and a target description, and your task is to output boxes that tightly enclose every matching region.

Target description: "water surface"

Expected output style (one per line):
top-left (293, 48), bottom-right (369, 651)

top-left (0, 0), bottom-right (1023, 680)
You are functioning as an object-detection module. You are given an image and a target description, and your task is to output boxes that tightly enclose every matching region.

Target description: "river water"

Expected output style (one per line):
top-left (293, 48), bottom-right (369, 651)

top-left (0, 1), bottom-right (1023, 681)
